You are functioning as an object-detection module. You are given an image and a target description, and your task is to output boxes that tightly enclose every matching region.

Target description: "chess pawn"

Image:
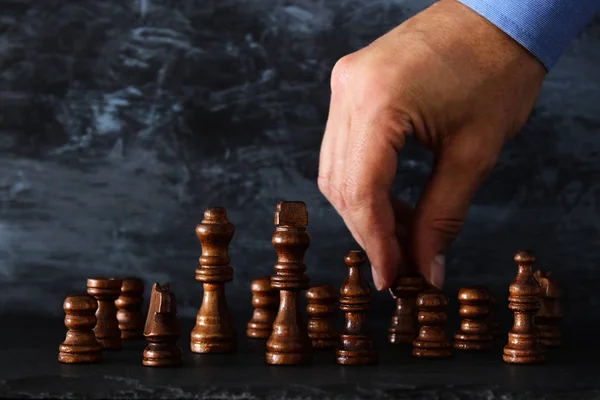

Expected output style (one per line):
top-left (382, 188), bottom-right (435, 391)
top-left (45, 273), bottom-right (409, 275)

top-left (190, 207), bottom-right (236, 353)
top-left (486, 290), bottom-right (502, 339)
top-left (388, 275), bottom-right (426, 344)
top-left (503, 250), bottom-right (545, 364)
top-left (87, 278), bottom-right (123, 349)
top-left (58, 294), bottom-right (103, 363)
top-left (412, 289), bottom-right (452, 358)
top-left (247, 276), bottom-right (279, 339)
top-left (534, 270), bottom-right (562, 347)
top-left (266, 201), bottom-right (313, 365)
top-left (453, 286), bottom-right (494, 351)
top-left (336, 250), bottom-right (378, 365)
top-left (143, 283), bottom-right (182, 367)
top-left (306, 284), bottom-right (338, 349)
top-left (116, 277), bottom-right (145, 340)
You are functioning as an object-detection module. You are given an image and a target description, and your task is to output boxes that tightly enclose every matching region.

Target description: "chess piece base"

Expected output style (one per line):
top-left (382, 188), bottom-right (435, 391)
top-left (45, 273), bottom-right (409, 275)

top-left (502, 347), bottom-right (545, 364)
top-left (388, 331), bottom-right (416, 344)
top-left (310, 336), bottom-right (339, 350)
top-left (265, 351), bottom-right (312, 365)
top-left (538, 325), bottom-right (562, 347)
top-left (143, 357), bottom-right (183, 367)
top-left (143, 344), bottom-right (183, 367)
top-left (190, 339), bottom-right (236, 354)
top-left (412, 346), bottom-right (452, 358)
top-left (96, 337), bottom-right (121, 350)
top-left (58, 344), bottom-right (103, 364)
top-left (246, 322), bottom-right (272, 339)
top-left (335, 349), bottom-right (378, 365)
top-left (453, 334), bottom-right (494, 351)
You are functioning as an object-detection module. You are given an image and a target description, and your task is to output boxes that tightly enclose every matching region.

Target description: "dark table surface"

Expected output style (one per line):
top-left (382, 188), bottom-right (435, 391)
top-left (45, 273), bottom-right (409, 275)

top-left (1, 307), bottom-right (599, 400)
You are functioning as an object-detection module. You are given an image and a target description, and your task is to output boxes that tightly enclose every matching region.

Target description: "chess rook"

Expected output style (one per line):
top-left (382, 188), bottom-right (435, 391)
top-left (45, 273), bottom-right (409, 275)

top-left (503, 250), bottom-right (545, 364)
top-left (454, 286), bottom-right (494, 351)
top-left (413, 289), bottom-right (452, 358)
top-left (116, 277), bottom-right (145, 340)
top-left (247, 276), bottom-right (279, 339)
top-left (87, 278), bottom-right (123, 349)
top-left (336, 250), bottom-right (378, 365)
top-left (388, 275), bottom-right (426, 344)
top-left (143, 283), bottom-right (182, 367)
top-left (266, 201), bottom-right (312, 365)
top-left (534, 270), bottom-right (562, 347)
top-left (306, 284), bottom-right (338, 350)
top-left (58, 294), bottom-right (103, 364)
top-left (191, 207), bottom-right (236, 353)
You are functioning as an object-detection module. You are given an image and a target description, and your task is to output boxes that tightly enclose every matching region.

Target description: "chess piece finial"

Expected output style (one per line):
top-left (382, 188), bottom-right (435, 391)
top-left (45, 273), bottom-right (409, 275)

top-left (413, 288), bottom-right (452, 358)
top-left (58, 294), bottom-right (103, 363)
top-left (116, 277), bottom-right (145, 340)
top-left (534, 270), bottom-right (562, 347)
top-left (143, 283), bottom-right (182, 367)
top-left (388, 275), bottom-right (426, 344)
top-left (190, 207), bottom-right (236, 353)
top-left (336, 250), bottom-right (378, 365)
top-left (266, 201), bottom-right (312, 365)
top-left (306, 284), bottom-right (338, 349)
top-left (454, 286), bottom-right (494, 350)
top-left (247, 276), bottom-right (279, 339)
top-left (87, 278), bottom-right (123, 349)
top-left (503, 250), bottom-right (545, 364)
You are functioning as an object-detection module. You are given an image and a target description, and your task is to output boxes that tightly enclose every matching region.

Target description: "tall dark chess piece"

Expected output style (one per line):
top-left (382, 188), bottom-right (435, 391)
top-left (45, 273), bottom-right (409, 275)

top-left (266, 201), bottom-right (312, 365)
top-left (58, 294), bottom-right (103, 363)
top-left (143, 283), bottom-right (182, 367)
top-left (503, 250), bottom-right (545, 364)
top-left (190, 207), bottom-right (236, 353)
top-left (87, 278), bottom-right (123, 349)
top-left (116, 277), bottom-right (145, 340)
top-left (336, 250), bottom-right (378, 365)
top-left (388, 275), bottom-right (426, 344)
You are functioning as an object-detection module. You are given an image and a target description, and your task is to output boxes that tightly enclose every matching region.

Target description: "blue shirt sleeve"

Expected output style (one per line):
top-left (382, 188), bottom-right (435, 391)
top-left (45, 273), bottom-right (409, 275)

top-left (457, 0), bottom-right (600, 70)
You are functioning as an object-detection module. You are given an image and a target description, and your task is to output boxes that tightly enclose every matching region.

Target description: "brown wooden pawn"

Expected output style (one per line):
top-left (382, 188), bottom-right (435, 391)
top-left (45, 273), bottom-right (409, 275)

top-left (116, 277), bottom-right (145, 340)
top-left (143, 283), bottom-right (182, 367)
top-left (534, 270), bottom-right (562, 347)
top-left (58, 294), bottom-right (103, 364)
top-left (413, 289), bottom-right (452, 358)
top-left (266, 201), bottom-right (312, 365)
top-left (454, 286), bottom-right (494, 351)
top-left (87, 278), bottom-right (123, 349)
top-left (336, 250), bottom-right (378, 365)
top-left (190, 207), bottom-right (236, 353)
top-left (486, 290), bottom-right (502, 339)
top-left (503, 250), bottom-right (545, 364)
top-left (388, 275), bottom-right (426, 344)
top-left (247, 276), bottom-right (279, 339)
top-left (306, 284), bottom-right (338, 349)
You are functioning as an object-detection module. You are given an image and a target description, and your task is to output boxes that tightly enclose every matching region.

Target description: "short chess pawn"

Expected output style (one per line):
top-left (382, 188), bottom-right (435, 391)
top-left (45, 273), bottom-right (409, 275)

top-left (503, 250), bottom-right (545, 364)
top-left (247, 276), bottom-right (279, 339)
top-left (336, 250), bottom-right (378, 365)
top-left (58, 294), bottom-right (103, 364)
top-left (191, 207), bottom-right (236, 353)
top-left (266, 201), bottom-right (313, 365)
top-left (413, 289), bottom-right (452, 358)
top-left (143, 283), bottom-right (182, 367)
top-left (454, 286), bottom-right (494, 351)
top-left (87, 278), bottom-right (123, 349)
top-left (388, 275), bottom-right (426, 344)
top-left (116, 277), bottom-right (145, 340)
top-left (306, 284), bottom-right (338, 349)
top-left (534, 270), bottom-right (562, 347)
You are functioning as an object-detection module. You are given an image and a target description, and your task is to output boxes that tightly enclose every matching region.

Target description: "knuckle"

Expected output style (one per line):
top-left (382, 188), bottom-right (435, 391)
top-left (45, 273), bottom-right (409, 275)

top-left (429, 217), bottom-right (464, 242)
top-left (318, 175), bottom-right (346, 209)
top-left (330, 54), bottom-right (356, 93)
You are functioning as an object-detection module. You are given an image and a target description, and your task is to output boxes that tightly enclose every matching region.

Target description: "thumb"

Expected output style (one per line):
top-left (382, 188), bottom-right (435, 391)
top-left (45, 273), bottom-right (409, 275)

top-left (411, 133), bottom-right (500, 288)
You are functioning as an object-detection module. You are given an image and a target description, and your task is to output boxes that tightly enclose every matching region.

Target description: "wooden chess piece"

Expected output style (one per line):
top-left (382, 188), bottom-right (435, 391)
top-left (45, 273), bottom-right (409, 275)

top-left (388, 275), bottom-right (426, 344)
top-left (87, 278), bottom-right (123, 349)
top-left (412, 288), bottom-right (452, 358)
top-left (58, 294), bottom-right (103, 363)
top-left (143, 283), bottom-right (182, 367)
top-left (116, 277), bottom-right (145, 340)
top-left (336, 250), bottom-right (378, 365)
top-left (534, 270), bottom-right (562, 347)
top-left (454, 286), bottom-right (494, 351)
top-left (247, 276), bottom-right (279, 339)
top-left (486, 289), bottom-right (502, 339)
top-left (266, 201), bottom-right (312, 365)
top-left (190, 207), bottom-right (236, 353)
top-left (306, 284), bottom-right (338, 349)
top-left (503, 250), bottom-right (545, 364)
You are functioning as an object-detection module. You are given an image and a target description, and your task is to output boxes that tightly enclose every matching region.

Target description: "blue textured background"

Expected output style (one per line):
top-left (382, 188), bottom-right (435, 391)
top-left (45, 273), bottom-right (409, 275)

top-left (1, 0), bottom-right (599, 317)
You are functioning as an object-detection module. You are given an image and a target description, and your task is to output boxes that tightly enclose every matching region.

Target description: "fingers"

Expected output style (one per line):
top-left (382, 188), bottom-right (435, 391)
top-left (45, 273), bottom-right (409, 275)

top-left (411, 132), bottom-right (500, 289)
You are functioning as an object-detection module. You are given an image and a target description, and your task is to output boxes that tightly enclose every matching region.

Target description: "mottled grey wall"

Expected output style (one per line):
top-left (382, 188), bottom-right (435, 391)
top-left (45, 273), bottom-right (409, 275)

top-left (1, 0), bottom-right (599, 317)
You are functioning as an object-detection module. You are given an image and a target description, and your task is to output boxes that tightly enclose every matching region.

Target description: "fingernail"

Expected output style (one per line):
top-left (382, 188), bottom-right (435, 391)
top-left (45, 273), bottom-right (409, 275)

top-left (430, 254), bottom-right (445, 289)
top-left (371, 265), bottom-right (383, 291)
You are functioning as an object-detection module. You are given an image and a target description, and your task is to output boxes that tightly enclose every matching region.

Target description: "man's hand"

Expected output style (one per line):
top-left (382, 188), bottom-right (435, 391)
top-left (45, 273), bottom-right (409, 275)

top-left (317, 0), bottom-right (546, 290)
